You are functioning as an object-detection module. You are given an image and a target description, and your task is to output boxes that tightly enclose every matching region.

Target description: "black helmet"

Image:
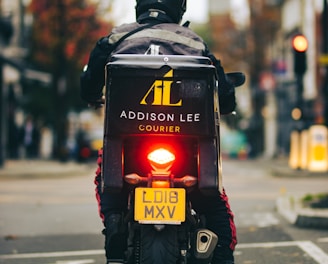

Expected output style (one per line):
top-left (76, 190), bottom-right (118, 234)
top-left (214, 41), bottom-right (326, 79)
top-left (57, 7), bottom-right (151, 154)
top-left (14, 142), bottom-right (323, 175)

top-left (136, 0), bottom-right (187, 23)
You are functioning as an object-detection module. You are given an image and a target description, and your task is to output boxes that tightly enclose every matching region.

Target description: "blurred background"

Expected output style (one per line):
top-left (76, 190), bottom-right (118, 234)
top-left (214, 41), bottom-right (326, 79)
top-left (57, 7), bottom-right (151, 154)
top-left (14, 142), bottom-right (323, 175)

top-left (0, 0), bottom-right (327, 166)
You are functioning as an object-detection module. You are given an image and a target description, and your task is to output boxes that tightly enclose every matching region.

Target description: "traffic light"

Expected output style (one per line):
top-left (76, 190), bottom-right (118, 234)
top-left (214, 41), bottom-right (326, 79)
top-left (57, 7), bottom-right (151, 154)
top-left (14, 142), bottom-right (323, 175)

top-left (292, 34), bottom-right (308, 75)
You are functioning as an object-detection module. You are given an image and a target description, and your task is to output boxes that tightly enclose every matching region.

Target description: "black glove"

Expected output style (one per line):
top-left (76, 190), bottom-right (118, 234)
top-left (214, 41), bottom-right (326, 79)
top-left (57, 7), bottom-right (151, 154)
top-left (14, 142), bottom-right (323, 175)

top-left (80, 36), bottom-right (113, 103)
top-left (210, 57), bottom-right (236, 114)
top-left (88, 97), bottom-right (105, 109)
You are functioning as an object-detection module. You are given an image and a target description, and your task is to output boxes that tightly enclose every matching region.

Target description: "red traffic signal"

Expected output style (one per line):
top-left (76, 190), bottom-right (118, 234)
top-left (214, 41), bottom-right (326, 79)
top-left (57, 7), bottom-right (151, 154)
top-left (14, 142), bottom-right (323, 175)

top-left (292, 34), bottom-right (307, 75)
top-left (292, 34), bottom-right (308, 52)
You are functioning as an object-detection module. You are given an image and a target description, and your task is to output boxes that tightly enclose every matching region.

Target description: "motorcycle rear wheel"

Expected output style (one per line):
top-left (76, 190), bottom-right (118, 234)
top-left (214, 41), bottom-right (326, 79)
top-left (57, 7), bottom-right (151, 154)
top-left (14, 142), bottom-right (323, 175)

top-left (139, 225), bottom-right (179, 264)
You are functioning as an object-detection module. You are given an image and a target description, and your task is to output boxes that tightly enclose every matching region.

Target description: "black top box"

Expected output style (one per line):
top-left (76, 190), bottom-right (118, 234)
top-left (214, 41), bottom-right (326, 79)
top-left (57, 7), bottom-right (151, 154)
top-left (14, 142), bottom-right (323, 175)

top-left (105, 54), bottom-right (218, 137)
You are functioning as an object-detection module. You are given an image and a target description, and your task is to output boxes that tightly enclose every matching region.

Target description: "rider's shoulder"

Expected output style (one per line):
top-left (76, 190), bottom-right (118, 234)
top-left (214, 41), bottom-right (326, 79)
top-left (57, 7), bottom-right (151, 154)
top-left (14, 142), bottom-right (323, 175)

top-left (112, 22), bottom-right (140, 34)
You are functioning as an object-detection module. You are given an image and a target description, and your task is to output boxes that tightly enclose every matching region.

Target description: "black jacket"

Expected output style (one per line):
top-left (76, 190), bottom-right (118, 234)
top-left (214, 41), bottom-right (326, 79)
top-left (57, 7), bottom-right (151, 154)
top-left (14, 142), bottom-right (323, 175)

top-left (80, 15), bottom-right (236, 114)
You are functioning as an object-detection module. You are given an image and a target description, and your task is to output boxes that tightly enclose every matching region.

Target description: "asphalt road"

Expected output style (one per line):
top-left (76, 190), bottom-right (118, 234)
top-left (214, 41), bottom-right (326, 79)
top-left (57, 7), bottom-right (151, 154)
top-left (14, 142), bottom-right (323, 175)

top-left (223, 159), bottom-right (328, 264)
top-left (0, 158), bottom-right (327, 264)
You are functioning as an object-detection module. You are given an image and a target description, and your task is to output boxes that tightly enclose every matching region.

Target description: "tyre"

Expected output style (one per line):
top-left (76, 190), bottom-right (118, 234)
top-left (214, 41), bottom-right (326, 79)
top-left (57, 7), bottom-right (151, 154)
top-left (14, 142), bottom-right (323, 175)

top-left (139, 225), bottom-right (179, 264)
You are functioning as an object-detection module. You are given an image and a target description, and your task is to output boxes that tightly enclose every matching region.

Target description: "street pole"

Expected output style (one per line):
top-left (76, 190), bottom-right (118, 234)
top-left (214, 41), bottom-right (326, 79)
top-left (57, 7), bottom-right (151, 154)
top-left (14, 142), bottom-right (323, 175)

top-left (0, 13), bottom-right (14, 168)
top-left (323, 0), bottom-right (328, 126)
top-left (296, 73), bottom-right (305, 129)
top-left (0, 58), bottom-right (4, 167)
top-left (0, 1), bottom-right (3, 167)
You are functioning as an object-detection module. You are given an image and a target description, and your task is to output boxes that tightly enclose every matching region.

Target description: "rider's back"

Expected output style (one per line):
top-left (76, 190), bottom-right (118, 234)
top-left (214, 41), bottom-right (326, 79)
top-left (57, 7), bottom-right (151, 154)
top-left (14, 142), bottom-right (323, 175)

top-left (110, 22), bottom-right (207, 56)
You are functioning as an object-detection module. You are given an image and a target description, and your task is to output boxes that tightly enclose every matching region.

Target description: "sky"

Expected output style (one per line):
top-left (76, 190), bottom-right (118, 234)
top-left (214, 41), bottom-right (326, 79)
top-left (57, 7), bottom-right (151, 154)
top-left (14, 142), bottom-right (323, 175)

top-left (107, 0), bottom-right (251, 27)
top-left (109, 0), bottom-right (210, 25)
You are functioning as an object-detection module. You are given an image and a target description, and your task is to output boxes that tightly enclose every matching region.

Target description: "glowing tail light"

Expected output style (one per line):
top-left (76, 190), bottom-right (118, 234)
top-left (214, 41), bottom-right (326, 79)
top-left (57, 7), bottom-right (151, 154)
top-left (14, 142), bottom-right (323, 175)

top-left (124, 147), bottom-right (198, 188)
top-left (148, 148), bottom-right (175, 187)
top-left (147, 148), bottom-right (175, 166)
top-left (148, 148), bottom-right (175, 175)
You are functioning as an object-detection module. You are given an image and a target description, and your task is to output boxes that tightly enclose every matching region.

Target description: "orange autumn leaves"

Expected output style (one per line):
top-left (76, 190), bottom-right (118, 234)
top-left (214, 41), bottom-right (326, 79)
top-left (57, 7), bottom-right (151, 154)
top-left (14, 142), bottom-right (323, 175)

top-left (28, 0), bottom-right (111, 69)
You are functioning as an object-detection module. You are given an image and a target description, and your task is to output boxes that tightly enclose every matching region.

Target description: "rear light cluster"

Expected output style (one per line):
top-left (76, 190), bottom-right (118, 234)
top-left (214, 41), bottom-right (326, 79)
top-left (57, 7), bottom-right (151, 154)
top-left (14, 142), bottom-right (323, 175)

top-left (124, 147), bottom-right (197, 188)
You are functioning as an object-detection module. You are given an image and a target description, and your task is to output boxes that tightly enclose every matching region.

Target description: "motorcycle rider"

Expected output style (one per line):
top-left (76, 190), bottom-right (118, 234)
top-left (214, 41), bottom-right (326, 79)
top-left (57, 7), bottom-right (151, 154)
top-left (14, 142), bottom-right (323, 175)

top-left (80, 0), bottom-right (237, 263)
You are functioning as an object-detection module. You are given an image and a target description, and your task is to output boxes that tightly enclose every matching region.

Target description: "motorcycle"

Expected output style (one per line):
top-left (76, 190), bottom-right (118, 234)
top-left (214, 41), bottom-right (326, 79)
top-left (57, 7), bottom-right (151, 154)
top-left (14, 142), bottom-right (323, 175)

top-left (100, 54), bottom-right (245, 264)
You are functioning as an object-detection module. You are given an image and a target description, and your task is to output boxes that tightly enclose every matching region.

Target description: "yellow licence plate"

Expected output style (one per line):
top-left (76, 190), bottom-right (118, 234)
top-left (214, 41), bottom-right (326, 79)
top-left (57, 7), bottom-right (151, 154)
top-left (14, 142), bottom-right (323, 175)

top-left (134, 187), bottom-right (186, 224)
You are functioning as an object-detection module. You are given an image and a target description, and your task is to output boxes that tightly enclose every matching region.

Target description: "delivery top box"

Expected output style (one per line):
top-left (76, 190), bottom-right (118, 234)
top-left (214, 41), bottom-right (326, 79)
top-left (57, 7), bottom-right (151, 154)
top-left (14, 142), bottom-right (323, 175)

top-left (105, 54), bottom-right (219, 137)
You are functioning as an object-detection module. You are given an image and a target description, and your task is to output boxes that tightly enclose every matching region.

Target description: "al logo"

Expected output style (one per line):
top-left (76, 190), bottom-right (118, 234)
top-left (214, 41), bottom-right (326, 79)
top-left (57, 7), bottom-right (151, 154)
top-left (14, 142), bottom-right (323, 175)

top-left (140, 69), bottom-right (182, 107)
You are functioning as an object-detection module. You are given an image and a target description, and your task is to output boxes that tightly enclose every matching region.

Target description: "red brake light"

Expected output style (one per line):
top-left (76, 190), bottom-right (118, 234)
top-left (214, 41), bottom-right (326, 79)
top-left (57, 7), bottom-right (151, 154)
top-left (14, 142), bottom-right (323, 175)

top-left (147, 148), bottom-right (175, 179)
top-left (147, 148), bottom-right (175, 166)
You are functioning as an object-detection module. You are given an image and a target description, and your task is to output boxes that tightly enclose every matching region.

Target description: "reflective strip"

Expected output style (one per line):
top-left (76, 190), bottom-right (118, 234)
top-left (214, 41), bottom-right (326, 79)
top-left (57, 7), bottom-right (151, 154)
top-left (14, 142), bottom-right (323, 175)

top-left (108, 29), bottom-right (205, 51)
top-left (108, 32), bottom-right (129, 44)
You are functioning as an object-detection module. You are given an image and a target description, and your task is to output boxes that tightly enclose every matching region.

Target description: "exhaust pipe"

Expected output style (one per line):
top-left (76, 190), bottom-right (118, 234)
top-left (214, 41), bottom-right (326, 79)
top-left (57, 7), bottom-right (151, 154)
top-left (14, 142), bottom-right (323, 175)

top-left (193, 229), bottom-right (218, 260)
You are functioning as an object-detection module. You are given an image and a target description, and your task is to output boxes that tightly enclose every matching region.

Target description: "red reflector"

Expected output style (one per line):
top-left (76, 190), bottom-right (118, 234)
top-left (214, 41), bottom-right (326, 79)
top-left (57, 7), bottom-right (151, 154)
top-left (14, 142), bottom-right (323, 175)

top-left (147, 148), bottom-right (175, 165)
